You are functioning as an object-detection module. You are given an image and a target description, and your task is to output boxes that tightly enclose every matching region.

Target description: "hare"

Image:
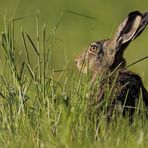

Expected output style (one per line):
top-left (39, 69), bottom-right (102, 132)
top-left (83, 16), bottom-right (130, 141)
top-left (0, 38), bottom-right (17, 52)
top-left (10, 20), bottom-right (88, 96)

top-left (75, 11), bottom-right (148, 121)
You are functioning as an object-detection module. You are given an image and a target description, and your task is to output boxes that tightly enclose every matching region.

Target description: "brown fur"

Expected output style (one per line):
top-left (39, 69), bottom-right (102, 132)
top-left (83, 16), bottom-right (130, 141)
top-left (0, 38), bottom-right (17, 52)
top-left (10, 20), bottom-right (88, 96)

top-left (75, 11), bottom-right (148, 120)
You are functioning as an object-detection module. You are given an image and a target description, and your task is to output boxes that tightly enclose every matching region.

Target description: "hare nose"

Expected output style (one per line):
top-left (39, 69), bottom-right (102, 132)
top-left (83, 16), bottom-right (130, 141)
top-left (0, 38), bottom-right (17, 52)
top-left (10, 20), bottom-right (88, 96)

top-left (75, 59), bottom-right (78, 64)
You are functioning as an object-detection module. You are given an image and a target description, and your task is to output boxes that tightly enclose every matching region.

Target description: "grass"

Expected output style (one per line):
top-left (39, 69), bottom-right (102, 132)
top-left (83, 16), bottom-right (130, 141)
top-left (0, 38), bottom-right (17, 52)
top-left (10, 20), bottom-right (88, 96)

top-left (0, 12), bottom-right (148, 148)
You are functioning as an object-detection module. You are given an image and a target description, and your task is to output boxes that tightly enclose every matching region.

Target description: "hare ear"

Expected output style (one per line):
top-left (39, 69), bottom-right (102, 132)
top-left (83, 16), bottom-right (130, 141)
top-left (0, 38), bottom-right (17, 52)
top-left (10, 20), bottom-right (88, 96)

top-left (106, 11), bottom-right (148, 68)
top-left (112, 11), bottom-right (142, 49)
top-left (132, 12), bottom-right (148, 40)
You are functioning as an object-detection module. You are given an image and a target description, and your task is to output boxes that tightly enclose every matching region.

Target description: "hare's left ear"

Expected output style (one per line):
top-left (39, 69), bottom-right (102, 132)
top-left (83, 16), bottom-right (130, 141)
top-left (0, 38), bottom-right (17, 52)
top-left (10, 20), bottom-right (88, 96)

top-left (111, 11), bottom-right (143, 49)
top-left (132, 11), bottom-right (148, 40)
top-left (106, 11), bottom-right (148, 68)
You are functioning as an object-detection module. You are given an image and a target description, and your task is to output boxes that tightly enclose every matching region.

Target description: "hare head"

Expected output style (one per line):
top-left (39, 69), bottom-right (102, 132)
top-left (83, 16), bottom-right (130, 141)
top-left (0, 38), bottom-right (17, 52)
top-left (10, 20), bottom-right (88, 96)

top-left (75, 39), bottom-right (110, 74)
top-left (75, 11), bottom-right (148, 75)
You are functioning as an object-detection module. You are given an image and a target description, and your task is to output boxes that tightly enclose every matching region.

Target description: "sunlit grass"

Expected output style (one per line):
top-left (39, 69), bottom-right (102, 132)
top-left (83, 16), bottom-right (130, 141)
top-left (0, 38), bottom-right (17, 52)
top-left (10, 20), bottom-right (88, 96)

top-left (0, 12), bottom-right (147, 148)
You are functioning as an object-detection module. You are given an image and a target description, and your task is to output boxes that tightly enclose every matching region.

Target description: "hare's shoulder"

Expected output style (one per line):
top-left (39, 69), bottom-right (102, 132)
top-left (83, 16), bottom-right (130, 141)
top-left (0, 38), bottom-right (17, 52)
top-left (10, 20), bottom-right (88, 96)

top-left (118, 69), bottom-right (143, 86)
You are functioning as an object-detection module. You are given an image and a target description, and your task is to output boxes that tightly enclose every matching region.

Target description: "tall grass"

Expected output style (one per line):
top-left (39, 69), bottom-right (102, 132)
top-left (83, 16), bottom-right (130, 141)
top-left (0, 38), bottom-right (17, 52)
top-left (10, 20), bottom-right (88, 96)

top-left (0, 13), bottom-right (148, 148)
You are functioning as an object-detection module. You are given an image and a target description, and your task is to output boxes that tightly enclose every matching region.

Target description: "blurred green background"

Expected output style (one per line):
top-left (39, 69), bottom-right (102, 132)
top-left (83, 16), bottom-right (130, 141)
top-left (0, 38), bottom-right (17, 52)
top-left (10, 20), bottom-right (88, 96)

top-left (0, 0), bottom-right (148, 86)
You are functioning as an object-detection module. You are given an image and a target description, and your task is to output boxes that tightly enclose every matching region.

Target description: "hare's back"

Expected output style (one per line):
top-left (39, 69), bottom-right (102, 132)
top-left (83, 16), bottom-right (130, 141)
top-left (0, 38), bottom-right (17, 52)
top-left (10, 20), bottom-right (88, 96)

top-left (116, 70), bottom-right (146, 105)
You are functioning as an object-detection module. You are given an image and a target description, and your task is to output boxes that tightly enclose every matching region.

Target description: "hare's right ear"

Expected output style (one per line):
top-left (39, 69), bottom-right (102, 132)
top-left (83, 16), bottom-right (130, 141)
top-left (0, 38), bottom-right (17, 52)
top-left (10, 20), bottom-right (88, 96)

top-left (111, 11), bottom-right (143, 50)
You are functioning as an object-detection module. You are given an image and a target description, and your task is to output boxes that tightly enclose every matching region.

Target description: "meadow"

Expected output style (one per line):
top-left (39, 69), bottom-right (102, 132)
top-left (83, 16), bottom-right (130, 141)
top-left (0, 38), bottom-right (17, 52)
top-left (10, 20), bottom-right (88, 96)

top-left (0, 0), bottom-right (148, 147)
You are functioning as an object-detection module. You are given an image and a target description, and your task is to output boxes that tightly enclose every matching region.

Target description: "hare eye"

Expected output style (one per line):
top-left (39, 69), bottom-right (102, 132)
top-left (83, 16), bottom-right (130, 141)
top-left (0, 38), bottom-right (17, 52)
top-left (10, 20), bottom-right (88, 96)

top-left (90, 45), bottom-right (97, 52)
